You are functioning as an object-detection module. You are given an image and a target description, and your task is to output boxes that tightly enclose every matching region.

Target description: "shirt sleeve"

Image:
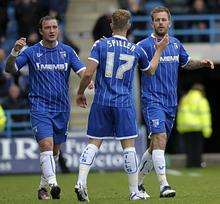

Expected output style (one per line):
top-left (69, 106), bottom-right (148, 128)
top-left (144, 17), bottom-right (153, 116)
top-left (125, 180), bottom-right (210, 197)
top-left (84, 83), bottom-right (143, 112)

top-left (69, 48), bottom-right (86, 73)
top-left (138, 46), bottom-right (150, 71)
top-left (179, 43), bottom-right (190, 68)
top-left (15, 49), bottom-right (29, 71)
top-left (88, 40), bottom-right (100, 64)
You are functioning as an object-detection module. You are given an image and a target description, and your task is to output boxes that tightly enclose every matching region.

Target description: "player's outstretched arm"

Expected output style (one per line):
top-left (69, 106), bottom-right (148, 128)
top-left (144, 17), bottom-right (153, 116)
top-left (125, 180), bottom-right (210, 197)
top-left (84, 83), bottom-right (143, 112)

top-left (77, 70), bottom-right (95, 90)
top-left (5, 38), bottom-right (26, 74)
top-left (183, 59), bottom-right (214, 70)
top-left (76, 59), bottom-right (97, 108)
top-left (146, 34), bottom-right (169, 75)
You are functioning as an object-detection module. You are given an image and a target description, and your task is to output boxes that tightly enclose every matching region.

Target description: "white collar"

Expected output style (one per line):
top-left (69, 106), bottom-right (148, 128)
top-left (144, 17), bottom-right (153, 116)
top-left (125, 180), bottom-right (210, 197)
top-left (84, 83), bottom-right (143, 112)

top-left (113, 35), bottom-right (127, 40)
top-left (40, 40), bottom-right (58, 47)
top-left (151, 33), bottom-right (169, 38)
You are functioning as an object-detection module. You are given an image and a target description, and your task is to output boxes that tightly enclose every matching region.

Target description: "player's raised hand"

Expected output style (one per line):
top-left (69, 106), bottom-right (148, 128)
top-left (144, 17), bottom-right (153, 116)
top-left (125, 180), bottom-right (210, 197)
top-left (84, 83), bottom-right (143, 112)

top-left (201, 59), bottom-right (214, 69)
top-left (14, 38), bottom-right (26, 52)
top-left (155, 34), bottom-right (169, 51)
top-left (76, 94), bottom-right (87, 108)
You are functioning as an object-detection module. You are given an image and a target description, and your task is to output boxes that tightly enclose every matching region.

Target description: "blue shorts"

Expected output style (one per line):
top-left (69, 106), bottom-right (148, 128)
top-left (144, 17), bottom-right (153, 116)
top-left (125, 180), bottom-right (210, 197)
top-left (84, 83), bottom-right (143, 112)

top-left (87, 104), bottom-right (138, 140)
top-left (30, 111), bottom-right (70, 144)
top-left (142, 105), bottom-right (176, 136)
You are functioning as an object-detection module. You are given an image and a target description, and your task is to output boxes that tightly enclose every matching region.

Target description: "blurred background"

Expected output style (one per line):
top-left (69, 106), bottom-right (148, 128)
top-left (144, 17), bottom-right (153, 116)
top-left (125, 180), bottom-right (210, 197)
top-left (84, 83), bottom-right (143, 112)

top-left (0, 0), bottom-right (220, 174)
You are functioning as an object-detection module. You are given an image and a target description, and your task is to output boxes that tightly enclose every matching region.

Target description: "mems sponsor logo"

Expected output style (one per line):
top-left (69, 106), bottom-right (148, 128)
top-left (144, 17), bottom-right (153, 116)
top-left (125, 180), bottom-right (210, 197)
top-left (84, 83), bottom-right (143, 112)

top-left (160, 55), bottom-right (179, 62)
top-left (36, 63), bottom-right (68, 71)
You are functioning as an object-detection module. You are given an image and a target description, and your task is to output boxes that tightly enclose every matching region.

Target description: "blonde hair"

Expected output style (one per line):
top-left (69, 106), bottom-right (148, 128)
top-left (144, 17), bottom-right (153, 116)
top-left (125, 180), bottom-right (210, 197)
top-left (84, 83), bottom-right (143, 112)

top-left (151, 6), bottom-right (171, 21)
top-left (112, 9), bottom-right (131, 30)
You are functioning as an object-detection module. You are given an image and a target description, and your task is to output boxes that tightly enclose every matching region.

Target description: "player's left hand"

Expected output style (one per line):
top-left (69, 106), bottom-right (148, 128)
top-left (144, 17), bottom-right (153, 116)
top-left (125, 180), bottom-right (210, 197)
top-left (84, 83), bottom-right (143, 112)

top-left (201, 59), bottom-right (214, 69)
top-left (76, 94), bottom-right (87, 108)
top-left (87, 80), bottom-right (94, 89)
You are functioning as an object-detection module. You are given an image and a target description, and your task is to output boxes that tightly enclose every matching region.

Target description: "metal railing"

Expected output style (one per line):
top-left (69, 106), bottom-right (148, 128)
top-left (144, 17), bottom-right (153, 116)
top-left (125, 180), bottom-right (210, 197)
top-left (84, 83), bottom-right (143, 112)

top-left (0, 109), bottom-right (32, 138)
top-left (0, 108), bottom-right (89, 138)
top-left (131, 14), bottom-right (220, 43)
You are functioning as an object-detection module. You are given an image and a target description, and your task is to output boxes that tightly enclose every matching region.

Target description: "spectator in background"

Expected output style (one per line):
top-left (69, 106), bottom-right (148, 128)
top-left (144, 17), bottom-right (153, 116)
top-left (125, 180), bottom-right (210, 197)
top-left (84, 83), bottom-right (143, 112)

top-left (2, 84), bottom-right (29, 121)
top-left (117, 0), bottom-right (130, 9)
top-left (48, 0), bottom-right (68, 28)
top-left (165, 0), bottom-right (190, 14)
top-left (0, 48), bottom-right (6, 73)
top-left (92, 13), bottom-right (112, 41)
top-left (143, 0), bottom-right (165, 13)
top-left (208, 0), bottom-right (220, 13)
top-left (14, 0), bottom-right (38, 38)
top-left (0, 104), bottom-right (6, 133)
top-left (130, 0), bottom-right (148, 43)
top-left (0, 48), bottom-right (13, 100)
top-left (0, 0), bottom-right (9, 45)
top-left (165, 0), bottom-right (191, 42)
top-left (2, 84), bottom-right (29, 134)
top-left (35, 0), bottom-right (68, 31)
top-left (177, 83), bottom-right (212, 168)
top-left (0, 73), bottom-right (13, 102)
top-left (189, 0), bottom-right (209, 42)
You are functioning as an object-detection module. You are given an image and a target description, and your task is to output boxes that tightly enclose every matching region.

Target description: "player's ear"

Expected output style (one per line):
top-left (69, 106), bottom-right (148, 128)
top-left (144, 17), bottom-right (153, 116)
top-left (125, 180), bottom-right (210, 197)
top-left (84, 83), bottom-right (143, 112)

top-left (151, 21), bottom-right (154, 29)
top-left (39, 28), bottom-right (43, 36)
top-left (110, 23), bottom-right (113, 31)
top-left (127, 22), bottom-right (131, 30)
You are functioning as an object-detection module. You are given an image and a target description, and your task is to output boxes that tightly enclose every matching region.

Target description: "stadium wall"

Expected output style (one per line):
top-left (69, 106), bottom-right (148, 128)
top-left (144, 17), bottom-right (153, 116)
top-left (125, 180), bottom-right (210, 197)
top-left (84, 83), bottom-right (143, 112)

top-left (0, 132), bottom-right (146, 174)
top-left (184, 43), bottom-right (220, 63)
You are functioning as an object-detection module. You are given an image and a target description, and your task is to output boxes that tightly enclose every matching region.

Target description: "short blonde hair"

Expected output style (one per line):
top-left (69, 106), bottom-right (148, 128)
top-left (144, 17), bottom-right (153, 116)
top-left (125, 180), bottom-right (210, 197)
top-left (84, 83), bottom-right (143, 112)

top-left (151, 6), bottom-right (171, 21)
top-left (112, 9), bottom-right (131, 30)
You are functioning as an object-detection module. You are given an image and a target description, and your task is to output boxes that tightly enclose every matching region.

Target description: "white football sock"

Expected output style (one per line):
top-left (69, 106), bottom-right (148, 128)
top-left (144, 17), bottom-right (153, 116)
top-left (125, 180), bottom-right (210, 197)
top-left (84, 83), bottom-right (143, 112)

top-left (138, 149), bottom-right (153, 185)
top-left (123, 147), bottom-right (139, 194)
top-left (39, 175), bottom-right (48, 189)
top-left (152, 149), bottom-right (169, 190)
top-left (77, 144), bottom-right (99, 186)
top-left (38, 154), bottom-right (59, 189)
top-left (40, 151), bottom-right (57, 187)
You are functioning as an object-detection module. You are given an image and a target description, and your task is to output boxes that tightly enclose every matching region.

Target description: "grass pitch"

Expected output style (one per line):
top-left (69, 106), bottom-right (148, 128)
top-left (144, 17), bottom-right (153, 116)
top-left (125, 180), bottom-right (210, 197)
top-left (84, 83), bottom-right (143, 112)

top-left (1, 166), bottom-right (220, 204)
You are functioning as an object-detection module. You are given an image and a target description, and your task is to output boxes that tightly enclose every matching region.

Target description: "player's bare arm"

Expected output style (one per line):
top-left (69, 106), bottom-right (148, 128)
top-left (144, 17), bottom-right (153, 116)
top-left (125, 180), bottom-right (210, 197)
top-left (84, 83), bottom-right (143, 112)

top-left (146, 34), bottom-right (169, 75)
top-left (76, 60), bottom-right (97, 108)
top-left (77, 69), bottom-right (94, 90)
top-left (184, 59), bottom-right (214, 70)
top-left (5, 38), bottom-right (26, 74)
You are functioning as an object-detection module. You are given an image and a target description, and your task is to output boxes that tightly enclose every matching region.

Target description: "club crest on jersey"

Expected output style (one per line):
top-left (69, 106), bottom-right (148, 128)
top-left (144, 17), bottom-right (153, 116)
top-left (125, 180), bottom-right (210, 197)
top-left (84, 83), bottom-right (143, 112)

top-left (174, 43), bottom-right (178, 49)
top-left (152, 119), bottom-right (159, 127)
top-left (60, 51), bottom-right (66, 58)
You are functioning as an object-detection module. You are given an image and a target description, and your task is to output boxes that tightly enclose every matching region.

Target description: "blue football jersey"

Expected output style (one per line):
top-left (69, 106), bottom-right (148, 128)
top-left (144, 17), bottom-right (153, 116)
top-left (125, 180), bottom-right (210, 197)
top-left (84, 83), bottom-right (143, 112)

top-left (15, 41), bottom-right (85, 112)
top-left (89, 35), bottom-right (150, 107)
top-left (137, 34), bottom-right (190, 107)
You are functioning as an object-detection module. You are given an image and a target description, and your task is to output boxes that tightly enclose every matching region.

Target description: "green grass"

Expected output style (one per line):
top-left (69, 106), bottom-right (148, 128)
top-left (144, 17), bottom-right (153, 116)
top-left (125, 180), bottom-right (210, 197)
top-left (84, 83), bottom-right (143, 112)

top-left (1, 166), bottom-right (220, 204)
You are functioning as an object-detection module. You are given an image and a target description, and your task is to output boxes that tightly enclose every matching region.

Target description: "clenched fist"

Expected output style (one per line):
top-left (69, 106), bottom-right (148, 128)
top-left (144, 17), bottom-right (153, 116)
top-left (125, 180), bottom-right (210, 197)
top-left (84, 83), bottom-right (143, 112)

top-left (14, 38), bottom-right (26, 52)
